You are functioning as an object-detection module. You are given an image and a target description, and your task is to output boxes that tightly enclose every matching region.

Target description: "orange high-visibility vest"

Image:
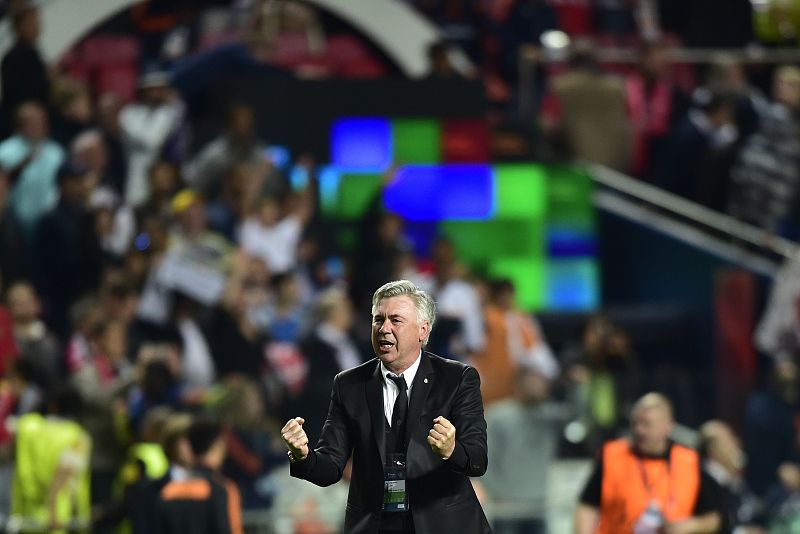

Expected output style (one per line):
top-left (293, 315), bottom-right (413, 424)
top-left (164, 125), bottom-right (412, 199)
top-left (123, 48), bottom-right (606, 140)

top-left (596, 439), bottom-right (700, 534)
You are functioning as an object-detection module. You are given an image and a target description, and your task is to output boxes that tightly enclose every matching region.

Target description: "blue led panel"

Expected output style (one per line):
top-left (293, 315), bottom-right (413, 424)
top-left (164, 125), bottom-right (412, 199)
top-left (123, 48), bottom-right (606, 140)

top-left (383, 164), bottom-right (494, 221)
top-left (318, 165), bottom-right (342, 215)
top-left (546, 259), bottom-right (599, 310)
top-left (330, 118), bottom-right (392, 172)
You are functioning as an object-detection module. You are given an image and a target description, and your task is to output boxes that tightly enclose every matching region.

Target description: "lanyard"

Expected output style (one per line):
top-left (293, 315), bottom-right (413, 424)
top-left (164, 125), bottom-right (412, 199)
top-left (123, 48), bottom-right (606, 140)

top-left (637, 450), bottom-right (675, 514)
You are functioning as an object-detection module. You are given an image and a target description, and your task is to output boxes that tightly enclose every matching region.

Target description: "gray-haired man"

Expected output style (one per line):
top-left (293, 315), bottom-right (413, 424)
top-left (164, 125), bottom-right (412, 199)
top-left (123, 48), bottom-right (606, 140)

top-left (281, 280), bottom-right (492, 534)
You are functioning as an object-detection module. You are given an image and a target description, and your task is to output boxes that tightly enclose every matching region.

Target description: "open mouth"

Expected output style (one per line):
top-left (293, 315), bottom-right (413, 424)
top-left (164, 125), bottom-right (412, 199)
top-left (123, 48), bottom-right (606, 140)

top-left (378, 340), bottom-right (395, 349)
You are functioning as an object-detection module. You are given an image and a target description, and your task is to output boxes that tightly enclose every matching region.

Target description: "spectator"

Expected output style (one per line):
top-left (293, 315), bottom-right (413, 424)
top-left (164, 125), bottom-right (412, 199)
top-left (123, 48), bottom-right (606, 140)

top-left (743, 359), bottom-right (799, 497)
top-left (6, 281), bottom-right (60, 388)
top-left (0, 170), bottom-right (29, 285)
top-left (263, 272), bottom-right (306, 343)
top-left (727, 65), bottom-right (800, 234)
top-left (540, 39), bottom-right (632, 172)
top-left (653, 89), bottom-right (737, 204)
top-left (575, 393), bottom-right (722, 534)
top-left (130, 412), bottom-right (193, 534)
top-left (97, 93), bottom-right (129, 190)
top-left (238, 188), bottom-right (313, 276)
top-left (563, 314), bottom-right (640, 450)
top-left (51, 78), bottom-right (94, 149)
top-left (0, 4), bottom-right (48, 136)
top-left (120, 71), bottom-right (185, 208)
top-left (699, 420), bottom-right (763, 533)
top-left (424, 41), bottom-right (466, 81)
top-left (172, 293), bottom-right (216, 390)
top-left (33, 163), bottom-right (102, 339)
top-left (625, 39), bottom-right (689, 178)
top-left (291, 287), bottom-right (362, 445)
top-left (89, 186), bottom-right (137, 261)
top-left (72, 129), bottom-right (122, 198)
top-left (483, 363), bottom-right (578, 534)
top-left (0, 278), bottom-right (19, 380)
top-left (155, 417), bottom-right (243, 534)
top-left (137, 161), bottom-right (182, 224)
top-left (427, 238), bottom-right (485, 361)
top-left (185, 104), bottom-right (271, 198)
top-left (0, 101), bottom-right (65, 236)
top-left (11, 386), bottom-right (91, 532)
top-left (167, 189), bottom-right (232, 271)
top-left (474, 278), bottom-right (557, 406)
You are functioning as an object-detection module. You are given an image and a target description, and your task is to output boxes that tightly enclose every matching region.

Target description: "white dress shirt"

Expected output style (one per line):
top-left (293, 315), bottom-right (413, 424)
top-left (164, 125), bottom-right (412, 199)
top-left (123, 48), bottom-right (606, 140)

top-left (379, 352), bottom-right (422, 427)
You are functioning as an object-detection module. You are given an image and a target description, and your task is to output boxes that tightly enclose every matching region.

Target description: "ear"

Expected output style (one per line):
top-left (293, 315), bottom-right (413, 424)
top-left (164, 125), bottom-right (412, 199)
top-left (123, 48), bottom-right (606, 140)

top-left (418, 320), bottom-right (430, 343)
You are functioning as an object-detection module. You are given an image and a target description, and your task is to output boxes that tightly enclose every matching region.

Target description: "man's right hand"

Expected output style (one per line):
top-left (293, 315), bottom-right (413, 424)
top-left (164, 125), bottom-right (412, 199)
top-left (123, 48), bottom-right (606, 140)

top-left (281, 417), bottom-right (310, 461)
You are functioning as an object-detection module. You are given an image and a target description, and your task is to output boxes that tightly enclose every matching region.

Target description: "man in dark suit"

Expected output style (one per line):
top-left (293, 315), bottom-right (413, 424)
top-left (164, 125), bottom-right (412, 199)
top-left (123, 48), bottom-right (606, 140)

top-left (282, 280), bottom-right (492, 534)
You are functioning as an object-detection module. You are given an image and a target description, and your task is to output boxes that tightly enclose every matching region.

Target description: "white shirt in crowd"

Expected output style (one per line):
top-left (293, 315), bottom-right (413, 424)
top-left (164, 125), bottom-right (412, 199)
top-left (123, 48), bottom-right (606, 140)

top-left (435, 279), bottom-right (486, 354)
top-left (238, 215), bottom-right (303, 274)
top-left (379, 352), bottom-right (422, 427)
top-left (316, 323), bottom-right (361, 373)
top-left (178, 317), bottom-right (216, 388)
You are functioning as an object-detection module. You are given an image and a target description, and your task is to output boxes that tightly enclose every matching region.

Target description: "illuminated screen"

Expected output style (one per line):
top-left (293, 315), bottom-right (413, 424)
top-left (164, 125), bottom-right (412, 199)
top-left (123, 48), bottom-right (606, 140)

top-left (323, 117), bottom-right (598, 311)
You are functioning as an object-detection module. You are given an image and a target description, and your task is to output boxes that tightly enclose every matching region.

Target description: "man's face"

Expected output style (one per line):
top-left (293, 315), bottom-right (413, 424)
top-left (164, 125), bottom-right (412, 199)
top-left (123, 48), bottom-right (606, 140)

top-left (7, 284), bottom-right (39, 323)
top-left (632, 406), bottom-right (672, 453)
top-left (372, 295), bottom-right (428, 370)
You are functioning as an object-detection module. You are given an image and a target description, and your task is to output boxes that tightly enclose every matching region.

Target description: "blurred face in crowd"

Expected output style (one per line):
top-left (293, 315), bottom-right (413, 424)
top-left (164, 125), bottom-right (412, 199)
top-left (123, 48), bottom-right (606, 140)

top-left (101, 319), bottom-right (128, 364)
top-left (149, 162), bottom-right (179, 198)
top-left (631, 402), bottom-right (673, 455)
top-left (641, 44), bottom-right (669, 79)
top-left (179, 199), bottom-right (208, 237)
top-left (17, 102), bottom-right (48, 142)
top-left (7, 283), bottom-right (40, 324)
top-left (774, 70), bottom-right (800, 110)
top-left (64, 89), bottom-right (93, 123)
top-left (98, 93), bottom-right (123, 135)
top-left (74, 133), bottom-right (108, 174)
top-left (142, 85), bottom-right (171, 107)
top-left (378, 213), bottom-right (403, 245)
top-left (702, 421), bottom-right (745, 474)
top-left (228, 106), bottom-right (256, 143)
top-left (372, 295), bottom-right (429, 373)
top-left (516, 368), bottom-right (551, 404)
top-left (258, 197), bottom-right (281, 227)
top-left (15, 8), bottom-right (40, 44)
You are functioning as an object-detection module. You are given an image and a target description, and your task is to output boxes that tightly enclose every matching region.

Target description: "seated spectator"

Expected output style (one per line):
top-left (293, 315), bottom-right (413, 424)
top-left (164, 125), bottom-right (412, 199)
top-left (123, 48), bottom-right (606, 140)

top-left (137, 161), bottom-right (182, 224)
top-left (89, 186), bottom-right (137, 261)
top-left (0, 101), bottom-right (65, 236)
top-left (71, 129), bottom-right (122, 198)
top-left (184, 104), bottom-right (270, 198)
top-left (474, 278), bottom-right (557, 407)
top-left (168, 189), bottom-right (232, 270)
top-left (238, 188), bottom-right (313, 276)
top-left (0, 4), bottom-right (48, 137)
top-left (11, 386), bottom-right (91, 532)
top-left (120, 71), bottom-right (185, 207)
top-left (6, 281), bottom-right (60, 388)
top-left (171, 292), bottom-right (217, 390)
top-left (155, 417), bottom-right (243, 534)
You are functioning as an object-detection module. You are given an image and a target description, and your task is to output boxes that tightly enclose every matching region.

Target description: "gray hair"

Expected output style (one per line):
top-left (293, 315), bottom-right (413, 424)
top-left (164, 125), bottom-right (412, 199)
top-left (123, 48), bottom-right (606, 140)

top-left (371, 280), bottom-right (436, 346)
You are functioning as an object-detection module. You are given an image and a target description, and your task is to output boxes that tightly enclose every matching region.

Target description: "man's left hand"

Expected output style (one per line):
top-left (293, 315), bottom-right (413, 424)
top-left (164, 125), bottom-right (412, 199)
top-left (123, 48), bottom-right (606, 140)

top-left (428, 416), bottom-right (456, 459)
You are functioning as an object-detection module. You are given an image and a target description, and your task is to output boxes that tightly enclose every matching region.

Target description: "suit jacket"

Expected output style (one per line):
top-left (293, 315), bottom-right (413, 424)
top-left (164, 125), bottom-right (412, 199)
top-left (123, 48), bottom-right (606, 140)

top-left (290, 351), bottom-right (492, 534)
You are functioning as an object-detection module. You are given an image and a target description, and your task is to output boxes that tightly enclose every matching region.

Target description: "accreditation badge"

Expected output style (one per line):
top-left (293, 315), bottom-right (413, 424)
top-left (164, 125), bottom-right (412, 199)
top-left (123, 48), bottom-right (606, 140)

top-left (383, 453), bottom-right (408, 512)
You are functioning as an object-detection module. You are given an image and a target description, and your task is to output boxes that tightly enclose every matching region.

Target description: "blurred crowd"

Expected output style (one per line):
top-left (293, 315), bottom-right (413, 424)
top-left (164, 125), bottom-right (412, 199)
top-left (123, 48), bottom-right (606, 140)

top-left (5, 0), bottom-right (800, 533)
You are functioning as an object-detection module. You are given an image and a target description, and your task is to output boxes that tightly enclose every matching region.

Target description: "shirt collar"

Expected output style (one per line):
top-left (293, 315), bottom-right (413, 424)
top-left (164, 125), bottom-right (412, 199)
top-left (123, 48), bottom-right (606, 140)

top-left (380, 351), bottom-right (422, 390)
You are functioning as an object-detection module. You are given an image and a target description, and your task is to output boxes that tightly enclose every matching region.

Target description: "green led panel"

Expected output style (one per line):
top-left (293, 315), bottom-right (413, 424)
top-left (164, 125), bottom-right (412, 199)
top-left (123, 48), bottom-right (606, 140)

top-left (391, 119), bottom-right (441, 164)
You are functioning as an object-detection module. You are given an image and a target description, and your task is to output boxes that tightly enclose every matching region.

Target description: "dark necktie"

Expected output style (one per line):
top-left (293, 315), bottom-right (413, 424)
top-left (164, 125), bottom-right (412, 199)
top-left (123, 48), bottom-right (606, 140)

top-left (387, 374), bottom-right (408, 448)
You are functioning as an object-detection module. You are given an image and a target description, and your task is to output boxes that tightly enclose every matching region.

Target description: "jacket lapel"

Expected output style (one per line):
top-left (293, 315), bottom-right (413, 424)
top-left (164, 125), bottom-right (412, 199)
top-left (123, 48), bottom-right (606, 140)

top-left (366, 361), bottom-right (387, 469)
top-left (405, 352), bottom-right (434, 446)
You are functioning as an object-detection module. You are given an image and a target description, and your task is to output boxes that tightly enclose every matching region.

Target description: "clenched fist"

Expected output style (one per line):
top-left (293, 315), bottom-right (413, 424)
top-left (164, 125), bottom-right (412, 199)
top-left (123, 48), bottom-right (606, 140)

top-left (281, 417), bottom-right (310, 461)
top-left (427, 416), bottom-right (456, 459)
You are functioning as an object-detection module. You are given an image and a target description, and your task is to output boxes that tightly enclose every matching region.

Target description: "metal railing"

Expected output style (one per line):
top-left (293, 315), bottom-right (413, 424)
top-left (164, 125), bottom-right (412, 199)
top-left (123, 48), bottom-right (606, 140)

top-left (587, 163), bottom-right (800, 277)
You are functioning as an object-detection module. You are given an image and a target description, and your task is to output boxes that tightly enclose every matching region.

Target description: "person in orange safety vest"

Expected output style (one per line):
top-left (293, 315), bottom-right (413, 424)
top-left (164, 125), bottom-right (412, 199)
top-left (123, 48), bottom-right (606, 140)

top-left (574, 393), bottom-right (722, 534)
